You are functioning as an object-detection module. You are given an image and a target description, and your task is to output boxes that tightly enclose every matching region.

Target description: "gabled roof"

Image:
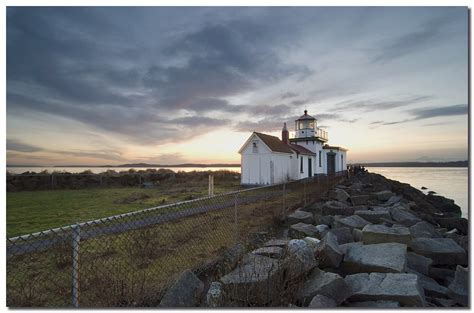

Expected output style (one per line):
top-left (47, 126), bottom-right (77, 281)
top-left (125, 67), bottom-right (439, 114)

top-left (289, 144), bottom-right (314, 156)
top-left (253, 132), bottom-right (294, 154)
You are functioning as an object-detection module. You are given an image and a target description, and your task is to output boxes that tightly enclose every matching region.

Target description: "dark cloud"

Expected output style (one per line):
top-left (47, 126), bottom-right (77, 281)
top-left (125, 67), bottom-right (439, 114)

top-left (370, 104), bottom-right (468, 127)
top-left (333, 95), bottom-right (434, 112)
top-left (281, 92), bottom-right (298, 99)
top-left (371, 13), bottom-right (460, 63)
top-left (7, 139), bottom-right (43, 153)
top-left (290, 99), bottom-right (307, 106)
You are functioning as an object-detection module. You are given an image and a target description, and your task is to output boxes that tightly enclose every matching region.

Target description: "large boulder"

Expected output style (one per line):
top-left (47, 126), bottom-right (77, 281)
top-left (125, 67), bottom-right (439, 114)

top-left (159, 269), bottom-right (204, 307)
top-left (351, 195), bottom-right (370, 206)
top-left (308, 294), bottom-right (337, 308)
top-left (328, 227), bottom-right (354, 244)
top-left (447, 266), bottom-right (468, 306)
top-left (354, 209), bottom-right (391, 224)
top-left (286, 210), bottom-right (314, 225)
top-left (264, 238), bottom-right (289, 248)
top-left (375, 190), bottom-right (395, 201)
top-left (296, 268), bottom-right (350, 306)
top-left (285, 239), bottom-right (317, 278)
top-left (409, 221), bottom-right (443, 238)
top-left (316, 232), bottom-right (343, 268)
top-left (289, 223), bottom-right (325, 239)
top-left (313, 214), bottom-right (334, 227)
top-left (335, 215), bottom-right (372, 231)
top-left (361, 224), bottom-right (411, 244)
top-left (342, 243), bottom-right (407, 274)
top-left (389, 205), bottom-right (422, 226)
top-left (383, 195), bottom-right (403, 207)
top-left (206, 282), bottom-right (225, 307)
top-left (347, 300), bottom-right (400, 308)
top-left (252, 246), bottom-right (285, 259)
top-left (407, 269), bottom-right (449, 299)
top-left (220, 254), bottom-right (284, 305)
top-left (344, 272), bottom-right (425, 306)
top-left (322, 201), bottom-right (354, 216)
top-left (302, 236), bottom-right (321, 250)
top-left (338, 241), bottom-right (363, 255)
top-left (409, 238), bottom-right (467, 266)
top-left (432, 217), bottom-right (468, 235)
top-left (329, 188), bottom-right (350, 202)
top-left (407, 252), bottom-right (433, 276)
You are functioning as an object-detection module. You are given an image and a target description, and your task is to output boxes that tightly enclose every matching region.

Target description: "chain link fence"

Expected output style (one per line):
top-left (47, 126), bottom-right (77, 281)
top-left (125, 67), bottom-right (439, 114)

top-left (7, 172), bottom-right (346, 307)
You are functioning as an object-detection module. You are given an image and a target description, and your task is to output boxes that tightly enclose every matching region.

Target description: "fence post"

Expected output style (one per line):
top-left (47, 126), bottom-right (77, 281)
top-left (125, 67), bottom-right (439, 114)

top-left (209, 175), bottom-right (214, 197)
top-left (51, 174), bottom-right (54, 190)
top-left (72, 224), bottom-right (81, 308)
top-left (233, 193), bottom-right (238, 243)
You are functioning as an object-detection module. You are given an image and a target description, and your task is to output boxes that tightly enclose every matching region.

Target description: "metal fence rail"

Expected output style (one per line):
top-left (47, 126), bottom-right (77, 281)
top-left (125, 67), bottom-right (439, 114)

top-left (7, 172), bottom-right (346, 307)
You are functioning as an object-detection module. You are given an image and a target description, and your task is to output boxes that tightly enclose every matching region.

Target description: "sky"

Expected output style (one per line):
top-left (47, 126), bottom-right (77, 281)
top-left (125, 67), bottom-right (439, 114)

top-left (6, 6), bottom-right (469, 165)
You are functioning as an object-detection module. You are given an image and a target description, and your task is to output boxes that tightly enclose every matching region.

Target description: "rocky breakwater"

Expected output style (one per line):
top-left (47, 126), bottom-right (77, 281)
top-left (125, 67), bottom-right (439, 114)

top-left (158, 171), bottom-right (468, 308)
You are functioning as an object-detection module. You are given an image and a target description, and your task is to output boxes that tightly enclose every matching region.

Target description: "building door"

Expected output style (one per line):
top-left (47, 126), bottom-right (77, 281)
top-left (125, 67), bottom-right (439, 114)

top-left (308, 158), bottom-right (312, 177)
top-left (270, 160), bottom-right (274, 184)
top-left (327, 153), bottom-right (336, 175)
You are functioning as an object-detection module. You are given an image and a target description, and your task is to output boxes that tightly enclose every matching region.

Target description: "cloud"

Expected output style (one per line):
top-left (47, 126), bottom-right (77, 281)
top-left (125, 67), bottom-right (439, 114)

top-left (333, 95), bottom-right (434, 112)
top-left (371, 13), bottom-right (459, 63)
top-left (281, 92), bottom-right (298, 99)
top-left (7, 139), bottom-right (43, 153)
top-left (370, 104), bottom-right (468, 127)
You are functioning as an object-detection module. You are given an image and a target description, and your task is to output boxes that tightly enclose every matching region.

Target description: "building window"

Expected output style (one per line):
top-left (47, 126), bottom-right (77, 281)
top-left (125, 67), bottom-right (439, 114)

top-left (300, 156), bottom-right (304, 173)
top-left (341, 154), bottom-right (344, 169)
top-left (319, 151), bottom-right (322, 167)
top-left (252, 142), bottom-right (258, 153)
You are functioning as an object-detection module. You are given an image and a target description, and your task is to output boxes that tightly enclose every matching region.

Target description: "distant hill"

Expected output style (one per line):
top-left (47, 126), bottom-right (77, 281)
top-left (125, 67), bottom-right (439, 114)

top-left (44, 163), bottom-right (241, 168)
top-left (351, 161), bottom-right (468, 168)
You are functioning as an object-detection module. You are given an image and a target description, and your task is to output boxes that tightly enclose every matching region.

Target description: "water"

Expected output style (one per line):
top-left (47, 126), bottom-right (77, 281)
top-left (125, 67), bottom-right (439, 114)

top-left (366, 167), bottom-right (468, 218)
top-left (6, 166), bottom-right (241, 174)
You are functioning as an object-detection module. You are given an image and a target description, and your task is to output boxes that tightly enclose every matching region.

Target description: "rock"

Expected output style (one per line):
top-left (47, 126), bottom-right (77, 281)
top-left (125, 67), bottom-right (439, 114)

top-left (409, 221), bottom-right (443, 238)
top-left (302, 236), bottom-right (321, 250)
top-left (389, 206), bottom-right (421, 226)
top-left (352, 228), bottom-right (362, 241)
top-left (316, 232), bottom-right (343, 268)
top-left (354, 209), bottom-right (391, 224)
top-left (297, 268), bottom-right (350, 306)
top-left (220, 254), bottom-right (284, 305)
top-left (335, 215), bottom-right (372, 231)
top-left (159, 269), bottom-right (204, 307)
top-left (430, 297), bottom-right (457, 307)
top-left (425, 194), bottom-right (462, 216)
top-left (407, 252), bottom-right (433, 276)
top-left (421, 186), bottom-right (427, 190)
top-left (445, 232), bottom-right (468, 253)
top-left (223, 243), bottom-right (246, 268)
top-left (347, 300), bottom-right (400, 308)
top-left (288, 223), bottom-right (321, 239)
top-left (313, 214), bottom-right (334, 227)
top-left (433, 217), bottom-right (468, 235)
top-left (252, 246), bottom-right (285, 259)
top-left (361, 224), bottom-right (411, 244)
top-left (328, 227), bottom-right (354, 244)
top-left (375, 190), bottom-right (394, 201)
top-left (342, 243), bottom-right (407, 274)
top-left (429, 266), bottom-right (456, 282)
top-left (447, 266), bottom-right (468, 306)
top-left (206, 282), bottom-right (224, 307)
top-left (409, 238), bottom-right (467, 265)
top-left (286, 210), bottom-right (314, 225)
top-left (383, 195), bottom-right (403, 207)
top-left (344, 272), bottom-right (425, 306)
top-left (351, 195), bottom-right (370, 205)
top-left (329, 188), bottom-right (350, 202)
top-left (338, 241), bottom-right (363, 255)
top-left (322, 200), bottom-right (354, 216)
top-left (264, 238), bottom-right (289, 248)
top-left (285, 239), bottom-right (317, 278)
top-left (308, 294), bottom-right (337, 308)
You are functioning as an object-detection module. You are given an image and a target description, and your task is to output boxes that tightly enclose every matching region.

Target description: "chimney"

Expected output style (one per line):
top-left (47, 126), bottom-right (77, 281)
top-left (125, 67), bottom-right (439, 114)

top-left (282, 122), bottom-right (289, 144)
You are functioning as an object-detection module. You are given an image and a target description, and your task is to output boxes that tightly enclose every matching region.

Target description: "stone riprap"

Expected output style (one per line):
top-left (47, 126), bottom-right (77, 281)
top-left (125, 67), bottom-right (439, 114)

top-left (162, 171), bottom-right (468, 308)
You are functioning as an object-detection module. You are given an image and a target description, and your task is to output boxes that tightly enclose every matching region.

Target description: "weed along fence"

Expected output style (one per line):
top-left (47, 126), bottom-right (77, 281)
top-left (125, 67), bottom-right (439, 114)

top-left (7, 173), bottom-right (346, 307)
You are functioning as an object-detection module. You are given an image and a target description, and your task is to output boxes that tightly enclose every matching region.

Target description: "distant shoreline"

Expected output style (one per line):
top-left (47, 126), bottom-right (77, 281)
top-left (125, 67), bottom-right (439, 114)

top-left (353, 161), bottom-right (468, 168)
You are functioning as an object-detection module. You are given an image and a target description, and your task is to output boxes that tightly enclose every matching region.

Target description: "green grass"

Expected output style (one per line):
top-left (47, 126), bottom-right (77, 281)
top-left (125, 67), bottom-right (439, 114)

top-left (7, 179), bottom-right (240, 237)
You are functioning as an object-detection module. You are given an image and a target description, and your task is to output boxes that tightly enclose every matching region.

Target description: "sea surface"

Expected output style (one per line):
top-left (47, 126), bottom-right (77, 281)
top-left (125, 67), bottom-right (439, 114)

top-left (366, 167), bottom-right (468, 218)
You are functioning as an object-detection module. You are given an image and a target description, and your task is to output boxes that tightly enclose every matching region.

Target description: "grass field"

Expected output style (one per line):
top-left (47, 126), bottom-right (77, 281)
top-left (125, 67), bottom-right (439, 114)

top-left (7, 178), bottom-right (241, 237)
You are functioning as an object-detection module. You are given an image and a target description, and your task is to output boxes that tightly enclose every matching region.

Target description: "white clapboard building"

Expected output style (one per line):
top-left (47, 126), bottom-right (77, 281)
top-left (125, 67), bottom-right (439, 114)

top-left (239, 110), bottom-right (348, 185)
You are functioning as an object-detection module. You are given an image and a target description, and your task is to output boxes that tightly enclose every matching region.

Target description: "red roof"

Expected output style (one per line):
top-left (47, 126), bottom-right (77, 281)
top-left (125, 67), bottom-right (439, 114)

top-left (253, 132), bottom-right (315, 155)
